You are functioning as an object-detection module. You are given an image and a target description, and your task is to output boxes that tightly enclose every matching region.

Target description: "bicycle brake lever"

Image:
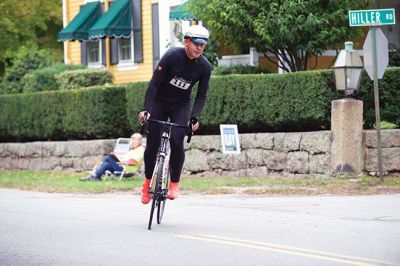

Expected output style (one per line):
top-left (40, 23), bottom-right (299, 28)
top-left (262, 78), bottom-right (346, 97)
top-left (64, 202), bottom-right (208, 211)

top-left (140, 122), bottom-right (147, 135)
top-left (186, 126), bottom-right (193, 143)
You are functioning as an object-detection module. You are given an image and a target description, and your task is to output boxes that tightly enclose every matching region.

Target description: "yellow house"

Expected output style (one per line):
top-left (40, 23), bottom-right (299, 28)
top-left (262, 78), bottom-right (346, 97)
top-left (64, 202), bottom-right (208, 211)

top-left (59, 0), bottom-right (160, 83)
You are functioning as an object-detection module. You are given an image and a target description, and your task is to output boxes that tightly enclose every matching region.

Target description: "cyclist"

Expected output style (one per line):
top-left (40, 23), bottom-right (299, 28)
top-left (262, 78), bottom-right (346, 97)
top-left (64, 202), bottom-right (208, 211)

top-left (138, 25), bottom-right (212, 204)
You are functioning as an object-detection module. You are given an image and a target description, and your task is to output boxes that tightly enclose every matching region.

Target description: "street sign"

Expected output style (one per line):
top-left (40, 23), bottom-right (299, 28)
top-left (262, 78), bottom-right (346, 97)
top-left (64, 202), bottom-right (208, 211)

top-left (348, 8), bottom-right (394, 182)
top-left (349, 9), bottom-right (395, 27)
top-left (363, 28), bottom-right (388, 80)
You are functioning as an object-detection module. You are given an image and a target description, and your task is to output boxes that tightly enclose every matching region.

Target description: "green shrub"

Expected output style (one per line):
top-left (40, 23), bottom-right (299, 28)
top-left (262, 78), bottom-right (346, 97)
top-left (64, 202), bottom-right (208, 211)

top-left (199, 71), bottom-right (341, 134)
top-left (0, 86), bottom-right (130, 141)
top-left (125, 82), bottom-right (148, 133)
top-left (22, 64), bottom-right (86, 93)
top-left (0, 45), bottom-right (54, 94)
top-left (212, 65), bottom-right (266, 75)
top-left (61, 86), bottom-right (129, 139)
top-left (56, 69), bottom-right (113, 90)
top-left (360, 67), bottom-right (400, 128)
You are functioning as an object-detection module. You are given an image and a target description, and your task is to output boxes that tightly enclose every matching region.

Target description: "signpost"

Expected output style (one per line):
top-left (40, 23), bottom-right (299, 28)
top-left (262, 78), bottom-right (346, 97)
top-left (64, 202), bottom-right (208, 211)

top-left (349, 8), bottom-right (395, 181)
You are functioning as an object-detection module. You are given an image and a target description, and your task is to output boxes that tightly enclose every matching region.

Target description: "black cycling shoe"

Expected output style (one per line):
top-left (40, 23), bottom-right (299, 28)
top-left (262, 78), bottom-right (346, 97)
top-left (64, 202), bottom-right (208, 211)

top-left (79, 176), bottom-right (101, 181)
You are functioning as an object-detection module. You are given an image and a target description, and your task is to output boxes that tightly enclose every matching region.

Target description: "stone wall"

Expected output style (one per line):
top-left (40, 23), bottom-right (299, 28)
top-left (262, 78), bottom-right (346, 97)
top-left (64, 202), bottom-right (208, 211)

top-left (183, 131), bottom-right (331, 177)
top-left (363, 129), bottom-right (400, 175)
top-left (0, 129), bottom-right (399, 177)
top-left (0, 140), bottom-right (115, 172)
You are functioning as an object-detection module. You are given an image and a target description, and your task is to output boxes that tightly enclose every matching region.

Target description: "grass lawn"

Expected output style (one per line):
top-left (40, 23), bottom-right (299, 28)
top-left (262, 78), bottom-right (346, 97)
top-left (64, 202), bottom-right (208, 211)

top-left (0, 171), bottom-right (399, 195)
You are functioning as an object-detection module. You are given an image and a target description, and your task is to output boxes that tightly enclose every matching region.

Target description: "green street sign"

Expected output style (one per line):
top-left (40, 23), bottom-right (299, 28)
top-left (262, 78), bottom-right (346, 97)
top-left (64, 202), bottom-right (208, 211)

top-left (349, 9), bottom-right (395, 27)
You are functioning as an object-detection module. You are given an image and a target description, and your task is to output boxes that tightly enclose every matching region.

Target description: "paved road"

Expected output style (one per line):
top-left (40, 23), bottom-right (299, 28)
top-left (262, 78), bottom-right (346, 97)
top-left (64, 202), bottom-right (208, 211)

top-left (0, 189), bottom-right (399, 266)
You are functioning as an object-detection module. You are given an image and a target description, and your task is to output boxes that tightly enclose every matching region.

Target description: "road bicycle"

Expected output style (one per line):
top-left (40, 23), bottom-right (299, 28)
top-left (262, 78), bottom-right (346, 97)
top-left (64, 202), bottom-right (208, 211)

top-left (142, 118), bottom-right (193, 230)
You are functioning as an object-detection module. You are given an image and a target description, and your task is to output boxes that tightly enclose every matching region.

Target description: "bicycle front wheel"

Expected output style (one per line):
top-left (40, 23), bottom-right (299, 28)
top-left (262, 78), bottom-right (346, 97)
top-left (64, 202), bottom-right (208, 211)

top-left (157, 167), bottom-right (170, 224)
top-left (157, 198), bottom-right (166, 224)
top-left (148, 157), bottom-right (164, 230)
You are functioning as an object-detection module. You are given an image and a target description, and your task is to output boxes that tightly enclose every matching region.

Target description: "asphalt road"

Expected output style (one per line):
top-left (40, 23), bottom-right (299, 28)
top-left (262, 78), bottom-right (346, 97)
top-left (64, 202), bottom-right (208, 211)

top-left (0, 189), bottom-right (399, 266)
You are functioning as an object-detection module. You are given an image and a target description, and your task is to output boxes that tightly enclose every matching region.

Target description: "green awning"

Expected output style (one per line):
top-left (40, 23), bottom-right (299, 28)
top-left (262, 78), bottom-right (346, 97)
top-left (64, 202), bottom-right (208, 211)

top-left (88, 0), bottom-right (132, 39)
top-left (58, 2), bottom-right (102, 41)
top-left (169, 2), bottom-right (195, 21)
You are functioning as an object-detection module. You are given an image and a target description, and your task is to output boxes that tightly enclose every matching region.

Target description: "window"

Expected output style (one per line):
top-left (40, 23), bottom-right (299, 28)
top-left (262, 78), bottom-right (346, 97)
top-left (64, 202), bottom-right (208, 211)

top-left (85, 40), bottom-right (103, 68)
top-left (116, 34), bottom-right (138, 70)
top-left (88, 41), bottom-right (100, 64)
top-left (119, 37), bottom-right (132, 61)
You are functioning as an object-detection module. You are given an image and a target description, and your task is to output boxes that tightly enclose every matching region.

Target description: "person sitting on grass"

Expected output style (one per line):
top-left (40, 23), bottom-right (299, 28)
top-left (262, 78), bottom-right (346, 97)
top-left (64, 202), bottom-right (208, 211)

top-left (80, 133), bottom-right (145, 181)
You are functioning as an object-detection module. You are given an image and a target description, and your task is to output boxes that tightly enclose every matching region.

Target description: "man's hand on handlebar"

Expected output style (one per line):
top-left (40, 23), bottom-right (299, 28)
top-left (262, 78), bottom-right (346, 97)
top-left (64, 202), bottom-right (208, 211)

top-left (190, 117), bottom-right (199, 132)
top-left (138, 111), bottom-right (150, 125)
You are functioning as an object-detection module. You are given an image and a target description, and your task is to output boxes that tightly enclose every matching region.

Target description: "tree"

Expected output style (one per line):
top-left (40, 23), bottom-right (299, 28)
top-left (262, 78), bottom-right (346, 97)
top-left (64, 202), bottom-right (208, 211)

top-left (0, 44), bottom-right (54, 94)
top-left (0, 0), bottom-right (62, 75)
top-left (189, 0), bottom-right (369, 72)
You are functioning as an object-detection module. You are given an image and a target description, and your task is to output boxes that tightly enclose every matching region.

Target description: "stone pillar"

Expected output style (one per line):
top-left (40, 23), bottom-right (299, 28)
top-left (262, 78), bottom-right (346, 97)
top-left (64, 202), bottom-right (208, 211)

top-left (249, 47), bottom-right (259, 67)
top-left (331, 98), bottom-right (363, 177)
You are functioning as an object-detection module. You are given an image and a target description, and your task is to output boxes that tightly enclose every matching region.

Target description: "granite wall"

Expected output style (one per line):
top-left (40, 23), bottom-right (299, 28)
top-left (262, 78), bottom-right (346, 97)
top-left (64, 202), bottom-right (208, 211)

top-left (0, 129), bottom-right (399, 177)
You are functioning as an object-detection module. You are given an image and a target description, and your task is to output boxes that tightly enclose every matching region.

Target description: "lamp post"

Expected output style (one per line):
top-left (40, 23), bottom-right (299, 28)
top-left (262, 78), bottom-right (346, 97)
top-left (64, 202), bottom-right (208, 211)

top-left (330, 42), bottom-right (364, 177)
top-left (333, 42), bottom-right (363, 97)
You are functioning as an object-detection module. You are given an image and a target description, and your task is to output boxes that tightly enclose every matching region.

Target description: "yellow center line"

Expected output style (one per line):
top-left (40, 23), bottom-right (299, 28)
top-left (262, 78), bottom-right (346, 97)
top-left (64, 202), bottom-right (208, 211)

top-left (174, 233), bottom-right (399, 266)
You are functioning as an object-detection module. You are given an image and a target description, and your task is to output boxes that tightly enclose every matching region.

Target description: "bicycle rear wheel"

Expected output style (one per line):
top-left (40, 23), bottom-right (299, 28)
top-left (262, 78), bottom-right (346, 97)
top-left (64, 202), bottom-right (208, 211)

top-left (148, 157), bottom-right (164, 230)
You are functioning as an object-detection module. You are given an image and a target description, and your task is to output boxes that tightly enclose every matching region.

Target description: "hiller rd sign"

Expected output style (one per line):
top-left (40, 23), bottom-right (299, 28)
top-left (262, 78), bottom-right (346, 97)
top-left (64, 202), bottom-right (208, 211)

top-left (348, 8), bottom-right (396, 181)
top-left (349, 9), bottom-right (395, 27)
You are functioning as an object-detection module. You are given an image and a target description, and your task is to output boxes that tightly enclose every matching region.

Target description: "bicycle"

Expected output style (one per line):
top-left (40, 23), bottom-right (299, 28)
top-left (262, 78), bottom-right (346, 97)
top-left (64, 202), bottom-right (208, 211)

top-left (141, 118), bottom-right (193, 230)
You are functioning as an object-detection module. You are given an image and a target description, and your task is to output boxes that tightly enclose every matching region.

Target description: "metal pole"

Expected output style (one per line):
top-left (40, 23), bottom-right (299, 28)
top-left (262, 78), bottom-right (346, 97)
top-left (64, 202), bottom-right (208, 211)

top-left (371, 27), bottom-right (384, 182)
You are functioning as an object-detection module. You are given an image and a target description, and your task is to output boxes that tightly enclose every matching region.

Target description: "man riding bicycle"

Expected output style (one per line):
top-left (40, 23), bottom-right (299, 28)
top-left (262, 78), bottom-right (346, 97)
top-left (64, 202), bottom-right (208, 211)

top-left (138, 25), bottom-right (212, 204)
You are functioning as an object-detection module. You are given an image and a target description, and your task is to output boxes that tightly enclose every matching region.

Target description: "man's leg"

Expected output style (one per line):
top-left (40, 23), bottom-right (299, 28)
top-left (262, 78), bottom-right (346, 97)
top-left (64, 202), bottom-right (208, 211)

top-left (141, 100), bottom-right (166, 204)
top-left (94, 155), bottom-right (123, 178)
top-left (80, 155), bottom-right (122, 181)
top-left (167, 100), bottom-right (191, 199)
top-left (169, 127), bottom-right (187, 183)
top-left (81, 155), bottom-right (123, 181)
top-left (143, 122), bottom-right (163, 180)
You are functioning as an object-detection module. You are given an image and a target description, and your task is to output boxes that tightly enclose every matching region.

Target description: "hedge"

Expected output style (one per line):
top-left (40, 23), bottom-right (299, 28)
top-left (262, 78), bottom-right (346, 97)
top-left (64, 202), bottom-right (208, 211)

top-left (125, 82), bottom-right (148, 133)
top-left (212, 65), bottom-right (266, 75)
top-left (0, 86), bottom-right (130, 141)
top-left (0, 68), bottom-right (399, 142)
top-left (56, 69), bottom-right (113, 90)
top-left (22, 64), bottom-right (86, 93)
top-left (200, 70), bottom-right (340, 133)
top-left (360, 68), bottom-right (400, 128)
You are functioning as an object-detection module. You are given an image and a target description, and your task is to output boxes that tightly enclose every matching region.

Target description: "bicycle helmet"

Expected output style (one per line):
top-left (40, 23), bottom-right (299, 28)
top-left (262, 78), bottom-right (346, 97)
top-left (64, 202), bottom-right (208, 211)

top-left (184, 25), bottom-right (209, 44)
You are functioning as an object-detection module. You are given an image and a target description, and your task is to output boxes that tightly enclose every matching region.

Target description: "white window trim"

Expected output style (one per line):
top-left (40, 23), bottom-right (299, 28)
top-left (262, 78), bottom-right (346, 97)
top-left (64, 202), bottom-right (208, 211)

top-left (118, 33), bottom-right (138, 71)
top-left (88, 40), bottom-right (103, 69)
top-left (62, 0), bottom-right (68, 64)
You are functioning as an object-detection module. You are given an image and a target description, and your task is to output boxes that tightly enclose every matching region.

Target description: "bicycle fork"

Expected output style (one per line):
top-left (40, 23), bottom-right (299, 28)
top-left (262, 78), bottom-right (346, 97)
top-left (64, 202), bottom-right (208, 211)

top-left (149, 131), bottom-right (170, 199)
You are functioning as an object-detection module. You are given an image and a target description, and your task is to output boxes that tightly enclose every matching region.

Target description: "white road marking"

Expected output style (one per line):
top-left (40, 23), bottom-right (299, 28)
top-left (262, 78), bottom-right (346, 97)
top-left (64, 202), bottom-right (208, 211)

top-left (175, 233), bottom-right (399, 266)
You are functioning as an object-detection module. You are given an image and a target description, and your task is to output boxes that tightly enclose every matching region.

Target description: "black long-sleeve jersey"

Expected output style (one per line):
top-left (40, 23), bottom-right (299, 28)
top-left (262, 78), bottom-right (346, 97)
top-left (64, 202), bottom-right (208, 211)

top-left (143, 47), bottom-right (212, 119)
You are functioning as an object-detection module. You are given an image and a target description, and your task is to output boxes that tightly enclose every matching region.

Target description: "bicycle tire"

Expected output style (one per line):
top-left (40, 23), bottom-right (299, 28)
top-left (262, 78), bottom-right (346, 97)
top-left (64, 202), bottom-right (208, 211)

top-left (157, 198), bottom-right (166, 224)
top-left (157, 167), bottom-right (170, 224)
top-left (148, 157), bottom-right (164, 230)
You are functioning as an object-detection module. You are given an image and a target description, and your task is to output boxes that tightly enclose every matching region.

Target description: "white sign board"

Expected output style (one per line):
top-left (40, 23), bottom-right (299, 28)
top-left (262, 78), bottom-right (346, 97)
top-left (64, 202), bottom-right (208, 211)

top-left (220, 124), bottom-right (240, 154)
top-left (363, 28), bottom-right (389, 80)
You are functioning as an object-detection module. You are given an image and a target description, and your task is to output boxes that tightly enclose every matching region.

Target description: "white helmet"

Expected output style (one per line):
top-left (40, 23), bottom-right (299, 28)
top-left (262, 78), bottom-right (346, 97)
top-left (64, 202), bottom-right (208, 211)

top-left (184, 25), bottom-right (209, 44)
